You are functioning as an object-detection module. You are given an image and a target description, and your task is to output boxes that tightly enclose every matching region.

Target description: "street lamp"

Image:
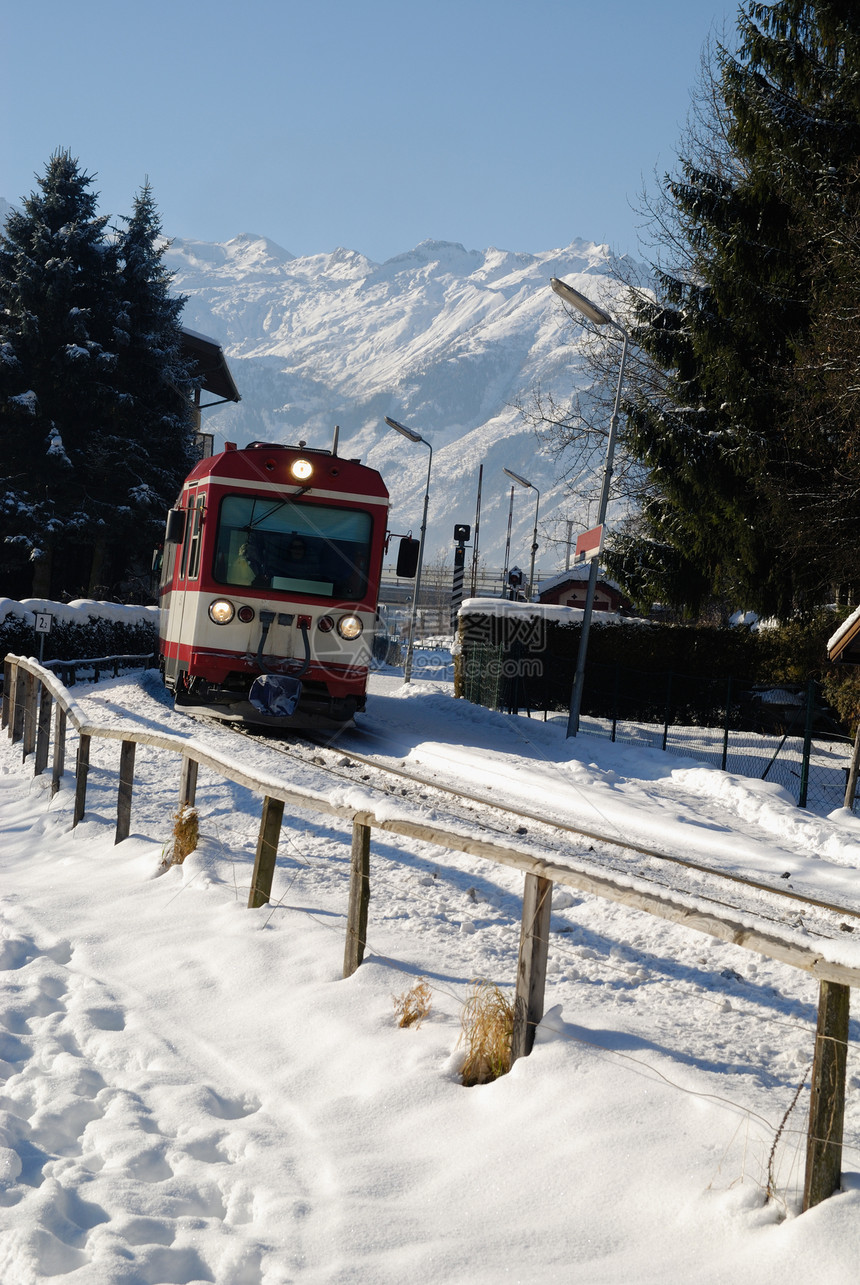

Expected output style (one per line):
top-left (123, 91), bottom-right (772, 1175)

top-left (503, 467), bottom-right (540, 600)
top-left (501, 484), bottom-right (514, 594)
top-left (550, 276), bottom-right (630, 737)
top-left (385, 415), bottom-right (432, 683)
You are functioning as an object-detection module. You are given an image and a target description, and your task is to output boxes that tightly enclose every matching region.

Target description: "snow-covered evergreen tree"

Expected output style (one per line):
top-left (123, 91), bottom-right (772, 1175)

top-left (84, 182), bottom-right (196, 593)
top-left (0, 154), bottom-right (195, 599)
top-left (595, 1), bottom-right (860, 617)
top-left (0, 151), bottom-right (122, 595)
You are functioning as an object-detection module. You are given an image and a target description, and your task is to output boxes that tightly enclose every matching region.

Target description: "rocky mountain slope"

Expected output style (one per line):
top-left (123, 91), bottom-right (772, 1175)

top-left (166, 232), bottom-right (630, 573)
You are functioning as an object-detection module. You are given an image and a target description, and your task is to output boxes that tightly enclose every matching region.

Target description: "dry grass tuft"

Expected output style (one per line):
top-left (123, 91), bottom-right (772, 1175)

top-left (766, 1063), bottom-right (812, 1205)
top-left (393, 978), bottom-right (432, 1028)
top-left (458, 981), bottom-right (514, 1086)
top-left (161, 806), bottom-right (199, 868)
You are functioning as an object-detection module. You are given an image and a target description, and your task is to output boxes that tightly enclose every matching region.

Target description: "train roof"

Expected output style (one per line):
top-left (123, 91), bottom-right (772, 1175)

top-left (184, 441), bottom-right (389, 498)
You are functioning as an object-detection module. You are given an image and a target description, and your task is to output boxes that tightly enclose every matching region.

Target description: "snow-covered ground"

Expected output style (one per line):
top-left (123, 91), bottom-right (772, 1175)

top-left (2, 655), bottom-right (860, 1284)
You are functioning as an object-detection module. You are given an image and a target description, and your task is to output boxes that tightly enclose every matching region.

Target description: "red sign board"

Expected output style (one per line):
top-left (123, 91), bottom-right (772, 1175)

top-left (574, 524), bottom-right (603, 563)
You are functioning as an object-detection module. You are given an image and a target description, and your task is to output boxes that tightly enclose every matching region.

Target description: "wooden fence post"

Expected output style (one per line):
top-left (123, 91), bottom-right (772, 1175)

top-left (803, 980), bottom-right (850, 1211)
top-left (12, 666), bottom-right (26, 744)
top-left (51, 706), bottom-right (66, 798)
top-left (115, 740), bottom-right (136, 843)
top-left (73, 733), bottom-right (90, 827)
top-left (21, 669), bottom-right (38, 760)
top-left (1, 658), bottom-right (12, 731)
top-left (343, 820), bottom-right (371, 977)
top-left (248, 796), bottom-right (285, 908)
top-left (34, 683), bottom-right (52, 776)
top-left (511, 872), bottom-right (553, 1064)
top-left (178, 754), bottom-right (199, 809)
top-left (844, 723), bottom-right (860, 811)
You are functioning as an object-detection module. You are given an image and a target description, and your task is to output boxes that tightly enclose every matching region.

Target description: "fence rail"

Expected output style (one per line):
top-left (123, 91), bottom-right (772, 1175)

top-left (0, 651), bottom-right (156, 696)
top-left (43, 651), bottom-right (157, 684)
top-left (1, 651), bottom-right (856, 1212)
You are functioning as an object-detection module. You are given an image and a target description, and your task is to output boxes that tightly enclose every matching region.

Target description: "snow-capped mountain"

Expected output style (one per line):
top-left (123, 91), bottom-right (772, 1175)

top-left (165, 233), bottom-right (630, 572)
top-left (0, 185), bottom-right (630, 573)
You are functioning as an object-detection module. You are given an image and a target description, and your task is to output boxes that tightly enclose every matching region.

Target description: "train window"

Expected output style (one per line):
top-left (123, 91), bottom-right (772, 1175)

top-left (186, 495), bottom-right (205, 580)
top-left (213, 495), bottom-right (373, 599)
top-left (179, 490), bottom-right (197, 579)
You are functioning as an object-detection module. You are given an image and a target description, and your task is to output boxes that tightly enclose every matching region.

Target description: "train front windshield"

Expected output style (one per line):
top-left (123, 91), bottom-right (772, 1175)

top-left (213, 495), bottom-right (373, 599)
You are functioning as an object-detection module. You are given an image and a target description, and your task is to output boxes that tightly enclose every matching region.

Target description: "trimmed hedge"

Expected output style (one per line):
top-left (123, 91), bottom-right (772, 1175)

top-left (457, 608), bottom-right (847, 730)
top-left (0, 599), bottom-right (158, 665)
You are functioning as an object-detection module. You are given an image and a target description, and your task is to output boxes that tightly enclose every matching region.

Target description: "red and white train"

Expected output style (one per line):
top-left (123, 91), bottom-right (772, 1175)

top-left (158, 437), bottom-right (413, 729)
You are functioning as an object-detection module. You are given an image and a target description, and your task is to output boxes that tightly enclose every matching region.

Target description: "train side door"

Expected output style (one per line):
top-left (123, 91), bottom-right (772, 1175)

top-left (168, 488), bottom-right (205, 682)
top-left (158, 506), bottom-right (185, 679)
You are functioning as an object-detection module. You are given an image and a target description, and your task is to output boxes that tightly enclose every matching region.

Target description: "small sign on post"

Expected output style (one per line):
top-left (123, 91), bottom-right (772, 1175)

top-left (574, 524), bottom-right (603, 564)
top-left (34, 612), bottom-right (52, 663)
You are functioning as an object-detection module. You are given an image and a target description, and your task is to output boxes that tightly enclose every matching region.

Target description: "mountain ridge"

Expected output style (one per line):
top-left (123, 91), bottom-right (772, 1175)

top-left (164, 229), bottom-right (632, 572)
top-left (0, 193), bottom-right (631, 572)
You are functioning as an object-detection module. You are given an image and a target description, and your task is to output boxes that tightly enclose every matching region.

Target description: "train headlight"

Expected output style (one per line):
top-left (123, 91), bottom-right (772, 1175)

top-left (317, 615), bottom-right (335, 633)
top-left (336, 614), bottom-right (363, 640)
top-left (237, 605), bottom-right (255, 623)
top-left (290, 458), bottom-right (313, 482)
top-left (208, 598), bottom-right (235, 625)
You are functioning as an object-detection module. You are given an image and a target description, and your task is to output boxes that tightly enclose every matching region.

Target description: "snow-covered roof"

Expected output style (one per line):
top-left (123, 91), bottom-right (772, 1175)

top-left (828, 603), bottom-right (860, 660)
top-left (458, 596), bottom-right (639, 626)
top-left (180, 328), bottom-right (241, 404)
top-left (536, 565), bottom-right (621, 594)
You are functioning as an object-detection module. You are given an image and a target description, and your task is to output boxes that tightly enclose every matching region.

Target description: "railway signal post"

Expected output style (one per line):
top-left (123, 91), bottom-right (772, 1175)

top-left (450, 524), bottom-right (470, 632)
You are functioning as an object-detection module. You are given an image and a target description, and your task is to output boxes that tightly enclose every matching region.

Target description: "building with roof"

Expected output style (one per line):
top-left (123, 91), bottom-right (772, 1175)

top-left (827, 605), bottom-right (860, 663)
top-left (536, 564), bottom-right (635, 614)
top-left (180, 328), bottom-right (241, 457)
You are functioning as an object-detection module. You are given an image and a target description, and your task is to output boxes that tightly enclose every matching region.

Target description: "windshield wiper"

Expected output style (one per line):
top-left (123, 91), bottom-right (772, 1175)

top-left (245, 490), bottom-right (311, 531)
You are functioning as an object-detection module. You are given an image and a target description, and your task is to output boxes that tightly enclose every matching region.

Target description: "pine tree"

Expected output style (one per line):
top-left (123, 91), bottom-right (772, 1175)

top-left (0, 150), bottom-right (121, 596)
top-left (0, 333), bottom-right (53, 595)
top-left (0, 155), bottom-right (195, 599)
top-left (606, 2), bottom-right (860, 616)
top-left (85, 182), bottom-right (196, 594)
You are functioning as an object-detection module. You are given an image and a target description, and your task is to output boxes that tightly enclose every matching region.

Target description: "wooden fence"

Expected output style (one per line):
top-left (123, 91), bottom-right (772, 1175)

top-left (1, 652), bottom-right (857, 1212)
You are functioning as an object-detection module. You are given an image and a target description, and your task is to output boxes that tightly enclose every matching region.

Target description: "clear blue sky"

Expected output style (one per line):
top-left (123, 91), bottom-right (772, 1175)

top-left (2, 0), bottom-right (741, 263)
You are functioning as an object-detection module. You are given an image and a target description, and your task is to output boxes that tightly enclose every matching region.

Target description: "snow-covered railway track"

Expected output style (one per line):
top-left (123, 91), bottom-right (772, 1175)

top-left (188, 714), bottom-right (860, 950)
top-left (12, 652), bottom-right (858, 978)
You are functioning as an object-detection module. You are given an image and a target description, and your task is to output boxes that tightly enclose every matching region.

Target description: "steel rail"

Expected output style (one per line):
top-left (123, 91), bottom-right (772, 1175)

top-left (198, 714), bottom-right (860, 928)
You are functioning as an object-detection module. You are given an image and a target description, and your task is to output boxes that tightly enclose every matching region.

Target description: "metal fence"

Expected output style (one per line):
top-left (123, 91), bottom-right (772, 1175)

top-left (461, 647), bottom-right (856, 815)
top-left (576, 709), bottom-right (854, 817)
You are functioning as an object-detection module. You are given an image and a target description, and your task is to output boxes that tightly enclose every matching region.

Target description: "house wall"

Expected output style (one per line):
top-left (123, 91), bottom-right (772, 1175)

top-left (539, 581), bottom-right (625, 612)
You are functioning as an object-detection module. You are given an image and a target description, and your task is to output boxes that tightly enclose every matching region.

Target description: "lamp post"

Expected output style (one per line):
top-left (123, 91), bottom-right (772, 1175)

top-left (385, 415), bottom-right (432, 683)
top-left (501, 484), bottom-right (515, 595)
top-left (503, 467), bottom-right (540, 600)
top-left (550, 276), bottom-right (630, 737)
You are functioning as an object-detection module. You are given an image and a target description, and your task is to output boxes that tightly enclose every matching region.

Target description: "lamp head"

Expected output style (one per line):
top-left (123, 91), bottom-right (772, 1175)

top-left (385, 415), bottom-right (423, 444)
top-left (503, 466), bottom-right (533, 490)
top-left (550, 276), bottom-right (614, 327)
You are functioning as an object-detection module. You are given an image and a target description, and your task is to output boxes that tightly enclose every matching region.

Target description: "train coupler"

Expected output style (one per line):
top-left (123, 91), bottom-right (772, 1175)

top-left (248, 673), bottom-right (303, 717)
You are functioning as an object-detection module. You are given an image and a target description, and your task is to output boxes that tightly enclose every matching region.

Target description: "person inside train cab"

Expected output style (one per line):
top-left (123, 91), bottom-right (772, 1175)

top-left (231, 531), bottom-right (267, 585)
top-left (287, 535), bottom-right (306, 567)
top-left (282, 533), bottom-right (322, 581)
